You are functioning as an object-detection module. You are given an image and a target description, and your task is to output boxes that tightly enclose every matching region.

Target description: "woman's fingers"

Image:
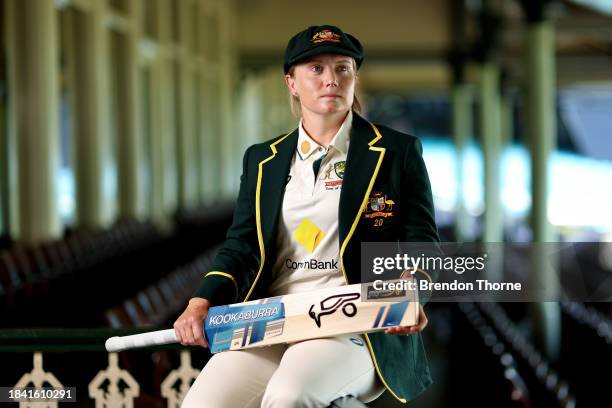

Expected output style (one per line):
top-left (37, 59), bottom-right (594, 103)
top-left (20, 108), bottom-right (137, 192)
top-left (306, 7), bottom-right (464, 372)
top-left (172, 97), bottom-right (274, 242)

top-left (384, 326), bottom-right (417, 335)
top-left (384, 305), bottom-right (428, 335)
top-left (183, 319), bottom-right (196, 344)
top-left (175, 321), bottom-right (197, 346)
top-left (173, 299), bottom-right (210, 347)
top-left (191, 319), bottom-right (208, 348)
top-left (174, 321), bottom-right (189, 345)
top-left (385, 326), bottom-right (413, 335)
top-left (173, 322), bottom-right (183, 343)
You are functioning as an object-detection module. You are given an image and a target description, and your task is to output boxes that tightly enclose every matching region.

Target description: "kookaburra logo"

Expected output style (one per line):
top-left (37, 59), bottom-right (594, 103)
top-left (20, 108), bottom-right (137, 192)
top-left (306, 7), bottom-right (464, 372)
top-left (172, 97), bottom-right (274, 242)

top-left (308, 293), bottom-right (360, 328)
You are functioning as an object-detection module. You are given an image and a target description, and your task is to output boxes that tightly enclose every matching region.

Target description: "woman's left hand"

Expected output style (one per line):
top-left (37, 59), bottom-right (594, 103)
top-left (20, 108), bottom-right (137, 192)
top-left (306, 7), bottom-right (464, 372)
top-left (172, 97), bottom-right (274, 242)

top-left (384, 304), bottom-right (428, 335)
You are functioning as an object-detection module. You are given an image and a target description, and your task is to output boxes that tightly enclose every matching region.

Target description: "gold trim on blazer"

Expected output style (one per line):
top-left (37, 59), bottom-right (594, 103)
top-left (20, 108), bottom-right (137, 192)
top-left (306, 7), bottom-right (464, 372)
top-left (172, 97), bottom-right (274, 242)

top-left (204, 271), bottom-right (239, 301)
top-left (338, 122), bottom-right (409, 404)
top-left (243, 132), bottom-right (293, 302)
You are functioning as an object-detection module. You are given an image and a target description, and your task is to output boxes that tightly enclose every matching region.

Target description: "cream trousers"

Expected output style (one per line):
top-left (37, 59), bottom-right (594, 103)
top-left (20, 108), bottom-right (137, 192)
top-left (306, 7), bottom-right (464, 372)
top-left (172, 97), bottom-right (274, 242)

top-left (181, 335), bottom-right (385, 408)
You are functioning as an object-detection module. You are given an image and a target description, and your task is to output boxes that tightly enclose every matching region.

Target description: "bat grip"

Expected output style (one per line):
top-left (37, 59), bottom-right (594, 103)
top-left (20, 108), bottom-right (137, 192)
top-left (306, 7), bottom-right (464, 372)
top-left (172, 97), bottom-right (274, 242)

top-left (105, 329), bottom-right (179, 352)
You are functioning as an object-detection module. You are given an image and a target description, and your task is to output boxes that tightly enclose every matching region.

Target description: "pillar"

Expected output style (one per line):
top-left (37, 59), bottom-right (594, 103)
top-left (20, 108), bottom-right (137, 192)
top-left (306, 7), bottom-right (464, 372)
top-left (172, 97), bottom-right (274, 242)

top-left (6, 0), bottom-right (61, 243)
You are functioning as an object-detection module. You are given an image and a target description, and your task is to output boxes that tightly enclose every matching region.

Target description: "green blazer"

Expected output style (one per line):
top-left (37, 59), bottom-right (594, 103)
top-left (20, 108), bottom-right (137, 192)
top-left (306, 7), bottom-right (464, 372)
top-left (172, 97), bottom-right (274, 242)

top-left (194, 112), bottom-right (439, 404)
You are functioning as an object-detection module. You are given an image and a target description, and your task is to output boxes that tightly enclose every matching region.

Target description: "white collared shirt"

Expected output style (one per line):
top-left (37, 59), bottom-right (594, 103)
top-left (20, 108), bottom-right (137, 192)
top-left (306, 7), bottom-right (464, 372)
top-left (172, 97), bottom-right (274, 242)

top-left (269, 111), bottom-right (352, 296)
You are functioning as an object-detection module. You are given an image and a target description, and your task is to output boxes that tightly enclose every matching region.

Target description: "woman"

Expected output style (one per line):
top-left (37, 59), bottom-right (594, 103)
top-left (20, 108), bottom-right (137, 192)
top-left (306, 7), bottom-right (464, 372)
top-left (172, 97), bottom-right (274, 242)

top-left (175, 25), bottom-right (439, 407)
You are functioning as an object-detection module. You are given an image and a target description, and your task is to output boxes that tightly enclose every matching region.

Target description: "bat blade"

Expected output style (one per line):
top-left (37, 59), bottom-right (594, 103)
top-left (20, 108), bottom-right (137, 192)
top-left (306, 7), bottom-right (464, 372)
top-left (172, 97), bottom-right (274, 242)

top-left (105, 281), bottom-right (418, 353)
top-left (205, 281), bottom-right (418, 353)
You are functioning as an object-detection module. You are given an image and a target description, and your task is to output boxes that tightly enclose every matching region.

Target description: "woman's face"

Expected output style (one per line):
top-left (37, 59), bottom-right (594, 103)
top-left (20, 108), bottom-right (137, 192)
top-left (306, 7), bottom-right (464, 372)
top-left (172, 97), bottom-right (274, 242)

top-left (285, 54), bottom-right (356, 116)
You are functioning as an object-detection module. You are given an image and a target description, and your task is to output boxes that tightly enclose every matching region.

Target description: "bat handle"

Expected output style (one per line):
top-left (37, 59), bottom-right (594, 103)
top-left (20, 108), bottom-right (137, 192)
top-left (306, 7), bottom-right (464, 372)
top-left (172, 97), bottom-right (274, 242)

top-left (105, 329), bottom-right (179, 352)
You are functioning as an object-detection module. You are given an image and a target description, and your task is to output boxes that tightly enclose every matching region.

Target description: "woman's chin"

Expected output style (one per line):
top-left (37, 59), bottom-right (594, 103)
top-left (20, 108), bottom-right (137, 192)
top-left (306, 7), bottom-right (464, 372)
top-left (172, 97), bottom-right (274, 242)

top-left (319, 103), bottom-right (347, 114)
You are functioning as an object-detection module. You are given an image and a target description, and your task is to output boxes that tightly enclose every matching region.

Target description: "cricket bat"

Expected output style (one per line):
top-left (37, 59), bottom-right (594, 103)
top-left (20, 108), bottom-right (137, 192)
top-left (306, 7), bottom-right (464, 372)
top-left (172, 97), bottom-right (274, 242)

top-left (105, 280), bottom-right (419, 353)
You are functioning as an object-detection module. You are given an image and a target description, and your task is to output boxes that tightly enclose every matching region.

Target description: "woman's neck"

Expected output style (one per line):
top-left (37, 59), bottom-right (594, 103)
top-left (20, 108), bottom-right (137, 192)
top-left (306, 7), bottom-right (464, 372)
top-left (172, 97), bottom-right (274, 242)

top-left (301, 110), bottom-right (349, 148)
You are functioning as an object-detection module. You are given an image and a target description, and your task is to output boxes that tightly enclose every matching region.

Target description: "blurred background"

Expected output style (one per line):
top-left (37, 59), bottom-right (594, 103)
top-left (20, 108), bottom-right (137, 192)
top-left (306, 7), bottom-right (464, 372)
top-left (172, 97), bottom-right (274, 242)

top-left (0, 0), bottom-right (611, 407)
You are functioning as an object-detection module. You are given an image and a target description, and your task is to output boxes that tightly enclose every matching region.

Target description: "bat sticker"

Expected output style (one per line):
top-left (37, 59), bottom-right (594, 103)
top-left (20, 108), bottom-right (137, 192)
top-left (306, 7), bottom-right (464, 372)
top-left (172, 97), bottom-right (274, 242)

top-left (308, 292), bottom-right (360, 328)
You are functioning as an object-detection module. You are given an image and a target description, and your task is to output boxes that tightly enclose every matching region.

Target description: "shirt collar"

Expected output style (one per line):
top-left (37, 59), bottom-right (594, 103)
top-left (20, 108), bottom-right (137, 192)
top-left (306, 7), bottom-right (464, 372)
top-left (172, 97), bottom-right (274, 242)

top-left (297, 110), bottom-right (352, 160)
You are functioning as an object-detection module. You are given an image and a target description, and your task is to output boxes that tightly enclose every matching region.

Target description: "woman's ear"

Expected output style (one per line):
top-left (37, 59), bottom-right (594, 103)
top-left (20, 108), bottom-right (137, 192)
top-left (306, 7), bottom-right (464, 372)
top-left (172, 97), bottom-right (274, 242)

top-left (285, 74), bottom-right (298, 97)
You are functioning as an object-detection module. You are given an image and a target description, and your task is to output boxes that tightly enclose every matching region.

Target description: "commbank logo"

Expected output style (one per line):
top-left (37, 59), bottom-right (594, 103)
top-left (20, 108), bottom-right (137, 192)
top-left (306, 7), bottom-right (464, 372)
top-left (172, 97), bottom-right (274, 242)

top-left (293, 218), bottom-right (325, 253)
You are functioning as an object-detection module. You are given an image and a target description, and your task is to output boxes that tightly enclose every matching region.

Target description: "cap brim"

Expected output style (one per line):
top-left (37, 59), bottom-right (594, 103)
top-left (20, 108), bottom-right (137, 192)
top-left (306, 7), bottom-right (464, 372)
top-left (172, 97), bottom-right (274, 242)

top-left (287, 44), bottom-right (362, 70)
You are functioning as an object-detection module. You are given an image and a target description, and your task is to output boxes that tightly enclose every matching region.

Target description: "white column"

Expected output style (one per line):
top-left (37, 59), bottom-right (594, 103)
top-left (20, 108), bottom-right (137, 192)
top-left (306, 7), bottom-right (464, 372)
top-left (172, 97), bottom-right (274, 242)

top-left (451, 83), bottom-right (473, 241)
top-left (479, 63), bottom-right (503, 244)
top-left (199, 4), bottom-right (221, 205)
top-left (149, 0), bottom-right (178, 229)
top-left (479, 63), bottom-right (504, 286)
top-left (116, 0), bottom-right (146, 220)
top-left (71, 0), bottom-right (116, 228)
top-left (218, 2), bottom-right (239, 197)
top-left (176, 0), bottom-right (198, 209)
top-left (526, 20), bottom-right (560, 361)
top-left (6, 0), bottom-right (61, 243)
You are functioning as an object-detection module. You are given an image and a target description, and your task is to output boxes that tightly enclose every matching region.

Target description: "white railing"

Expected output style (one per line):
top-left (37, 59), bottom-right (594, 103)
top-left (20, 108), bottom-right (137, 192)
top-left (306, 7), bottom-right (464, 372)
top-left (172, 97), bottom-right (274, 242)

top-left (10, 349), bottom-right (199, 407)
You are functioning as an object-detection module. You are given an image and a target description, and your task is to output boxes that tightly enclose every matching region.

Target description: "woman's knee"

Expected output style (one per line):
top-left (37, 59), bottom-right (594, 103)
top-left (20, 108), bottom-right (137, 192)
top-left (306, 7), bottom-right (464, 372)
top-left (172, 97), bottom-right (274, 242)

top-left (180, 388), bottom-right (203, 408)
top-left (261, 378), bottom-right (325, 408)
top-left (181, 386), bottom-right (240, 408)
top-left (261, 387), bottom-right (310, 408)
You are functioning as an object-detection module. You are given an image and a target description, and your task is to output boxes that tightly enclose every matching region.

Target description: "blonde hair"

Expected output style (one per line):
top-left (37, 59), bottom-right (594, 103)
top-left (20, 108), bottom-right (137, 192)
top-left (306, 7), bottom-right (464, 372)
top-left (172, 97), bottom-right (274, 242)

top-left (286, 60), bottom-right (361, 118)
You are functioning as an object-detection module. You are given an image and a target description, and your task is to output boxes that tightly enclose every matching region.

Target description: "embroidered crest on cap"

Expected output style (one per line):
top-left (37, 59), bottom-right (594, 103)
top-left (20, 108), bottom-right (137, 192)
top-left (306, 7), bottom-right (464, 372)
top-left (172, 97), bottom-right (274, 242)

top-left (312, 29), bottom-right (341, 44)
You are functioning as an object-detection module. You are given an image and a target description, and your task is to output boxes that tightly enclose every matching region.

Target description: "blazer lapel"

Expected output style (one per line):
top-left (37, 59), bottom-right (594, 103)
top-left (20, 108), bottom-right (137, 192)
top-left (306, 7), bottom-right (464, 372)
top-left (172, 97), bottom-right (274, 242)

top-left (258, 129), bottom-right (298, 252)
top-left (339, 113), bottom-right (386, 268)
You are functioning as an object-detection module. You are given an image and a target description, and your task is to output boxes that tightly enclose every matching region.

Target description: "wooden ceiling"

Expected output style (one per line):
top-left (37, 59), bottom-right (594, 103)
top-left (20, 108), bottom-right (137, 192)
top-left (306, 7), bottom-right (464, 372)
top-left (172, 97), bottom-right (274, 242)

top-left (234, 0), bottom-right (612, 91)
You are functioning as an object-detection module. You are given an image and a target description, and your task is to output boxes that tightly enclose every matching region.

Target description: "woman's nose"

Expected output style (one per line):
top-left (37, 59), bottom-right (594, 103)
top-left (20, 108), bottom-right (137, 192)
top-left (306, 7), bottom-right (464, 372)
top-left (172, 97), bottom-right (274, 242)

top-left (325, 71), bottom-right (339, 87)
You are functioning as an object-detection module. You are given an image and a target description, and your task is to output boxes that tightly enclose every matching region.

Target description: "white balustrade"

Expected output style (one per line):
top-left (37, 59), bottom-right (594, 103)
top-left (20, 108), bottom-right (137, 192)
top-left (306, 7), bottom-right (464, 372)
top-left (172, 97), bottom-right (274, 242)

top-left (88, 353), bottom-right (140, 407)
top-left (12, 349), bottom-right (200, 406)
top-left (14, 352), bottom-right (63, 408)
top-left (161, 350), bottom-right (199, 407)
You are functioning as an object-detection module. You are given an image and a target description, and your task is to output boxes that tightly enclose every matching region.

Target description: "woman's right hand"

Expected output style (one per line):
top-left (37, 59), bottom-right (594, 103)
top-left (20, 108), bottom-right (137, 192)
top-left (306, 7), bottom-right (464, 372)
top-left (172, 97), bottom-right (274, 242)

top-left (173, 297), bottom-right (211, 348)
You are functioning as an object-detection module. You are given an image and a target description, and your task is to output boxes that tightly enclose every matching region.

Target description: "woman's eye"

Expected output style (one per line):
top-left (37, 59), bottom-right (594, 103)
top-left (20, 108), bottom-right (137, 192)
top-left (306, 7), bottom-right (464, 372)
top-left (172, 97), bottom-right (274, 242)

top-left (311, 65), bottom-right (322, 73)
top-left (337, 65), bottom-right (348, 72)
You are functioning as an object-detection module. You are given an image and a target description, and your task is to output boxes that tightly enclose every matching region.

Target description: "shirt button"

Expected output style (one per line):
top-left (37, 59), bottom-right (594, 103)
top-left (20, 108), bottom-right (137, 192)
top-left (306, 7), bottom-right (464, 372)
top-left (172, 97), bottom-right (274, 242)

top-left (318, 147), bottom-right (323, 152)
